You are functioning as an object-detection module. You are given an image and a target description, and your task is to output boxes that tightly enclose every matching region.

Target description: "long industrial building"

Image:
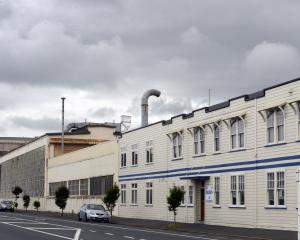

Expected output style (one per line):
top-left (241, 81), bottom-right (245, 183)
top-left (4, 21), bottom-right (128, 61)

top-left (0, 122), bottom-right (119, 211)
top-left (118, 77), bottom-right (300, 231)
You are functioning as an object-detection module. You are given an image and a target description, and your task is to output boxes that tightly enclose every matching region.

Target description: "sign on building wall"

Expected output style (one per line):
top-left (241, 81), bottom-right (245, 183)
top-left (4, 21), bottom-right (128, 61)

top-left (205, 185), bottom-right (213, 203)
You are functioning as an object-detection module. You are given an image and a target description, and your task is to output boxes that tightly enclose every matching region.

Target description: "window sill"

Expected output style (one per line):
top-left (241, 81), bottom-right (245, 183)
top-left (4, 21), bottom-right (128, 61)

top-left (187, 204), bottom-right (194, 208)
top-left (264, 142), bottom-right (286, 147)
top-left (145, 162), bottom-right (154, 166)
top-left (131, 165), bottom-right (138, 167)
top-left (264, 206), bottom-right (287, 209)
top-left (120, 204), bottom-right (127, 206)
top-left (212, 205), bottom-right (221, 208)
top-left (145, 204), bottom-right (153, 207)
top-left (130, 204), bottom-right (138, 207)
top-left (171, 157), bottom-right (183, 161)
top-left (229, 205), bottom-right (246, 209)
top-left (230, 148), bottom-right (246, 153)
top-left (192, 154), bottom-right (206, 158)
top-left (212, 152), bottom-right (221, 155)
top-left (179, 205), bottom-right (186, 208)
top-left (120, 166), bottom-right (127, 169)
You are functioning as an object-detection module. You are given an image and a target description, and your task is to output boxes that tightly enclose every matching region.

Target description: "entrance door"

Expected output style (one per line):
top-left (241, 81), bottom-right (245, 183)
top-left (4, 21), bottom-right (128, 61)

top-left (200, 186), bottom-right (205, 221)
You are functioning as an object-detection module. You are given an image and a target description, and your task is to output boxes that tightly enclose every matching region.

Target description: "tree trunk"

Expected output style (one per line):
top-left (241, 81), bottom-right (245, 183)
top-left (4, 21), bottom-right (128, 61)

top-left (110, 209), bottom-right (113, 223)
top-left (61, 209), bottom-right (64, 216)
top-left (173, 210), bottom-right (176, 224)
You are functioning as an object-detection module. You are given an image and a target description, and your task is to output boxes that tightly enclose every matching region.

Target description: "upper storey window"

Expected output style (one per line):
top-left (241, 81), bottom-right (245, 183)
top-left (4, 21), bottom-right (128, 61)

top-left (214, 124), bottom-right (220, 152)
top-left (194, 127), bottom-right (205, 155)
top-left (120, 147), bottom-right (127, 168)
top-left (146, 140), bottom-right (153, 164)
top-left (172, 132), bottom-right (183, 159)
top-left (267, 108), bottom-right (285, 144)
top-left (131, 144), bottom-right (138, 166)
top-left (230, 118), bottom-right (245, 150)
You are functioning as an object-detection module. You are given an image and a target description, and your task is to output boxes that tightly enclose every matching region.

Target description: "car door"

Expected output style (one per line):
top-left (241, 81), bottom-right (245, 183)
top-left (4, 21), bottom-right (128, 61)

top-left (80, 205), bottom-right (86, 219)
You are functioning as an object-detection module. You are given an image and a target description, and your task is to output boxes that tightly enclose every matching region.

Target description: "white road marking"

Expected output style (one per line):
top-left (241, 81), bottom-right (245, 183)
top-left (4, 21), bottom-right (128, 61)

top-left (89, 230), bottom-right (96, 233)
top-left (74, 229), bottom-right (81, 240)
top-left (2, 222), bottom-right (74, 240)
top-left (2, 213), bottom-right (220, 240)
top-left (124, 236), bottom-right (135, 239)
top-left (0, 214), bottom-right (82, 240)
top-left (105, 232), bottom-right (114, 236)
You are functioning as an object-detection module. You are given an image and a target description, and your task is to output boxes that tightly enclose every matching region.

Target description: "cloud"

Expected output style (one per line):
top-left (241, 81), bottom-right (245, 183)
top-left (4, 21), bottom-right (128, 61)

top-left (1, 0), bottom-right (300, 136)
top-left (8, 116), bottom-right (62, 132)
top-left (180, 26), bottom-right (205, 46)
top-left (242, 42), bottom-right (300, 84)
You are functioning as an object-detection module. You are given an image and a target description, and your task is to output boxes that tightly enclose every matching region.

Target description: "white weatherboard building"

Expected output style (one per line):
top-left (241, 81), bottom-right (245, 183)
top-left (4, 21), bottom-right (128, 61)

top-left (118, 78), bottom-right (300, 231)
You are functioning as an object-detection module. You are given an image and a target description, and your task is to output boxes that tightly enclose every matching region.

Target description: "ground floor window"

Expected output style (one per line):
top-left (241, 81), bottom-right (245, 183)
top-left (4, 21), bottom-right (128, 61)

top-left (146, 182), bottom-right (153, 205)
top-left (68, 180), bottom-right (79, 196)
top-left (121, 184), bottom-right (126, 204)
top-left (267, 171), bottom-right (285, 207)
top-left (188, 185), bottom-right (194, 205)
top-left (230, 174), bottom-right (245, 206)
top-left (80, 179), bottom-right (89, 195)
top-left (131, 183), bottom-right (138, 205)
top-left (180, 186), bottom-right (185, 205)
top-left (214, 177), bottom-right (220, 206)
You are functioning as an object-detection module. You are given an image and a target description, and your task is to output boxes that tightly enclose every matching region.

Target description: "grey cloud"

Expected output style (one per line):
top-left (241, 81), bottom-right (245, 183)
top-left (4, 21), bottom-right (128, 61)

top-left (1, 0), bottom-right (300, 136)
top-left (8, 116), bottom-right (62, 132)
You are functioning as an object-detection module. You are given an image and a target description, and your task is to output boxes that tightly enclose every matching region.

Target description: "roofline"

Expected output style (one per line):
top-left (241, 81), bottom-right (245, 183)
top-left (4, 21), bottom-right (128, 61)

top-left (121, 77), bottom-right (300, 135)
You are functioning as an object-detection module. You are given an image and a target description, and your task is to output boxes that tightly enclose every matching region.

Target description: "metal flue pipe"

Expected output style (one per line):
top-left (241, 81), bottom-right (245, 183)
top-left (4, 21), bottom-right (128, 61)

top-left (141, 89), bottom-right (161, 127)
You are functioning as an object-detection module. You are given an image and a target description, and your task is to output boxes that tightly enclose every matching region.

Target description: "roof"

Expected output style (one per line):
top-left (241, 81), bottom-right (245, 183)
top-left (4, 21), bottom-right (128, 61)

top-left (122, 76), bottom-right (300, 135)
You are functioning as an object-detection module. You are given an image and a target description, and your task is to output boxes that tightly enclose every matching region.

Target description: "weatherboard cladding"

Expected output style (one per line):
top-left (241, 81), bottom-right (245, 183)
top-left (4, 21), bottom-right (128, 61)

top-left (118, 77), bottom-right (300, 230)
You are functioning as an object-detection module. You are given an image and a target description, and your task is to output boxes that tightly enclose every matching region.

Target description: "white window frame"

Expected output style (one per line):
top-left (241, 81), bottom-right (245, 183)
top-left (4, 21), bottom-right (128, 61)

top-left (188, 185), bottom-right (194, 206)
top-left (146, 140), bottom-right (154, 164)
top-left (131, 183), bottom-right (138, 205)
top-left (266, 170), bottom-right (285, 208)
top-left (146, 182), bottom-right (153, 205)
top-left (214, 176), bottom-right (220, 206)
top-left (121, 147), bottom-right (127, 168)
top-left (180, 185), bottom-right (185, 206)
top-left (120, 184), bottom-right (126, 205)
top-left (194, 127), bottom-right (205, 156)
top-left (214, 124), bottom-right (220, 153)
top-left (131, 144), bottom-right (138, 166)
top-left (172, 132), bottom-right (183, 159)
top-left (230, 174), bottom-right (245, 207)
top-left (298, 102), bottom-right (300, 140)
top-left (266, 107), bottom-right (285, 145)
top-left (230, 118), bottom-right (245, 150)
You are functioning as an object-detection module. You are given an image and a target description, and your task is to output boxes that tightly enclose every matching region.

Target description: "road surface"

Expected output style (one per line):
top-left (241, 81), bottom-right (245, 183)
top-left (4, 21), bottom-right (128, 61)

top-left (0, 212), bottom-right (245, 240)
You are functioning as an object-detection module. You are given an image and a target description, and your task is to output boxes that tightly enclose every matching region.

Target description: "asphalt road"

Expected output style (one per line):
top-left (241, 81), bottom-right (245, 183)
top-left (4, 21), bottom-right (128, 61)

top-left (0, 212), bottom-right (246, 240)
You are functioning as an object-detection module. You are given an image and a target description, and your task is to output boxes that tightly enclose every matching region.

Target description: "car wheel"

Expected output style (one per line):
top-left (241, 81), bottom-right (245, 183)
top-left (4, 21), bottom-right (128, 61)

top-left (84, 213), bottom-right (89, 222)
top-left (78, 213), bottom-right (82, 221)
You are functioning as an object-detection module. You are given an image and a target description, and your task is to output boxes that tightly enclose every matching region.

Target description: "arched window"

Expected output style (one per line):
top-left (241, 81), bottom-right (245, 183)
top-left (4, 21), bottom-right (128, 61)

top-left (214, 124), bottom-right (220, 152)
top-left (267, 108), bottom-right (285, 144)
top-left (230, 118), bottom-right (245, 149)
top-left (194, 127), bottom-right (205, 155)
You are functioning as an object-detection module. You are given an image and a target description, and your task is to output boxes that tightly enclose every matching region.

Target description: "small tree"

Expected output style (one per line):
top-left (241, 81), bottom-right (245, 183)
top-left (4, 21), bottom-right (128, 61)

top-left (23, 195), bottom-right (30, 212)
top-left (12, 186), bottom-right (23, 209)
top-left (167, 186), bottom-right (185, 224)
top-left (55, 186), bottom-right (69, 216)
top-left (33, 201), bottom-right (41, 212)
top-left (103, 184), bottom-right (120, 222)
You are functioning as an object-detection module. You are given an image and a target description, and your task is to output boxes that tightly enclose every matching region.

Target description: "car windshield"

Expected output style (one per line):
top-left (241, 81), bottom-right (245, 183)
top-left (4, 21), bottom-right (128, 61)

top-left (86, 204), bottom-right (105, 210)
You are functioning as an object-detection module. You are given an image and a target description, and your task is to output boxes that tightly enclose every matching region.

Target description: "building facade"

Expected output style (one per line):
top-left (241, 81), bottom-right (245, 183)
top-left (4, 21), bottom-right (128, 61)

top-left (0, 122), bottom-right (118, 210)
top-left (118, 78), bottom-right (300, 231)
top-left (0, 137), bottom-right (33, 157)
top-left (46, 140), bottom-right (119, 214)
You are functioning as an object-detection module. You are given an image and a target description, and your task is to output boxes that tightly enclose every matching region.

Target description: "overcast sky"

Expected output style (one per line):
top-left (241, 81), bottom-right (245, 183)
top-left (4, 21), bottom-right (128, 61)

top-left (1, 0), bottom-right (300, 137)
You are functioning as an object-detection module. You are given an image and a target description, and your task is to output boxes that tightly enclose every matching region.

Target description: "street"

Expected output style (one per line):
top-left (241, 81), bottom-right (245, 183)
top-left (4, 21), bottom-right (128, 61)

top-left (0, 212), bottom-right (246, 240)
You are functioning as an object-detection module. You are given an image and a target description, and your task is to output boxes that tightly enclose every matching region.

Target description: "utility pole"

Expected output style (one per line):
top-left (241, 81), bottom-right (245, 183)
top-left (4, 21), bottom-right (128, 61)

top-left (61, 97), bottom-right (66, 155)
top-left (208, 88), bottom-right (211, 107)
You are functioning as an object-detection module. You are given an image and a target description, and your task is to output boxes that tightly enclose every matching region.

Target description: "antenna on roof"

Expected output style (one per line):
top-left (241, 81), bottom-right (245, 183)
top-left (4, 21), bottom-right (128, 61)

top-left (120, 115), bottom-right (131, 132)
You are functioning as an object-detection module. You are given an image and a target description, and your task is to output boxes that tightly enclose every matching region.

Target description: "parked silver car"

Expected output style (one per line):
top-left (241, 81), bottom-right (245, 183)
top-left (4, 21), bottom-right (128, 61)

top-left (0, 200), bottom-right (14, 212)
top-left (78, 204), bottom-right (110, 222)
